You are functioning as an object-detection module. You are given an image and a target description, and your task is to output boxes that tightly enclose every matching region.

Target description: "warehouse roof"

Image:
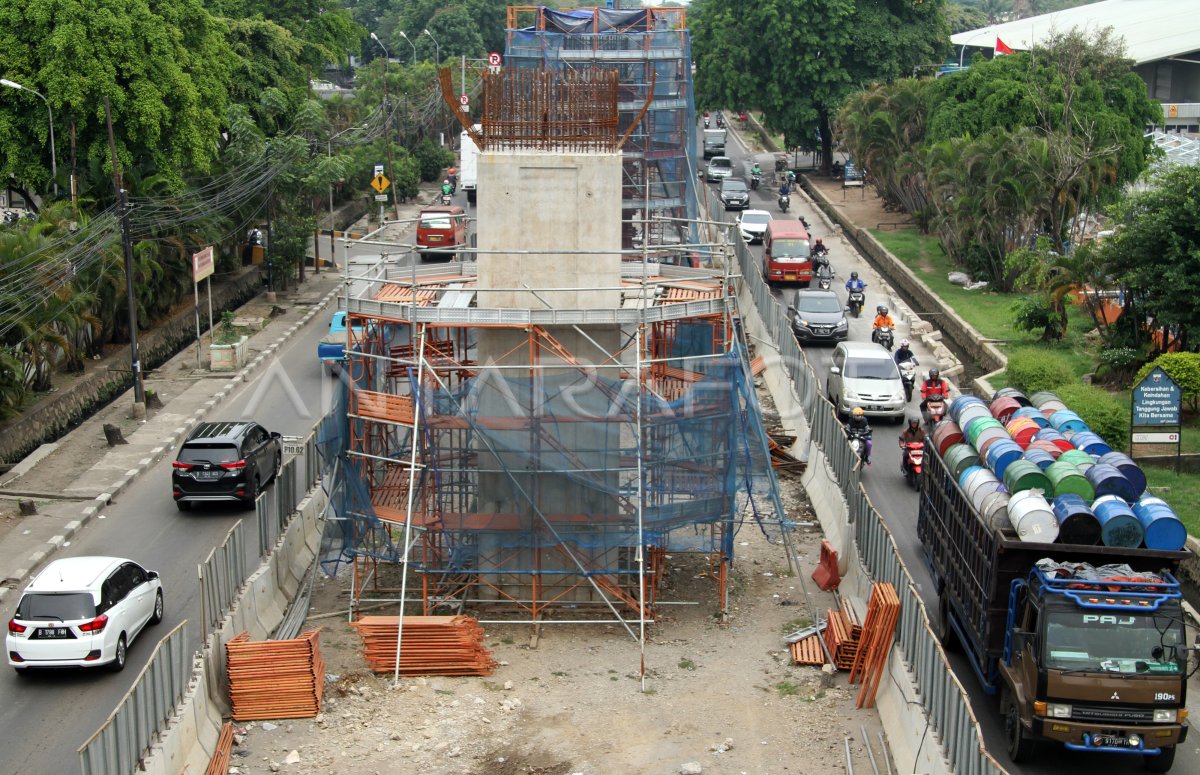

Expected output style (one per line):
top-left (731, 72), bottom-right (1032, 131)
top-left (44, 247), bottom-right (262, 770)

top-left (950, 0), bottom-right (1200, 64)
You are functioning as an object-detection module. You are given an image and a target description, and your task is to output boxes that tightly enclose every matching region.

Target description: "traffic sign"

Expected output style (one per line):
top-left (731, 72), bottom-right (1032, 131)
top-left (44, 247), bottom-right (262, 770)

top-left (191, 246), bottom-right (214, 282)
top-left (370, 173), bottom-right (391, 194)
top-left (488, 52), bottom-right (501, 66)
top-left (459, 94), bottom-right (469, 106)
top-left (374, 164), bottom-right (384, 177)
top-left (374, 194), bottom-right (388, 201)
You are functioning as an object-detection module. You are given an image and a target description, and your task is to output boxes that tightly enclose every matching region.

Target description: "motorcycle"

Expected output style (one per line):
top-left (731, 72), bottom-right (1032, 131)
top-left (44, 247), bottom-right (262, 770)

top-left (715, 113), bottom-right (725, 128)
top-left (901, 441), bottom-right (925, 489)
top-left (778, 192), bottom-right (790, 213)
top-left (750, 172), bottom-right (761, 190)
top-left (815, 264), bottom-right (833, 291)
top-left (873, 325), bottom-right (894, 351)
top-left (704, 116), bottom-right (710, 129)
top-left (924, 394), bottom-right (947, 433)
top-left (847, 289), bottom-right (865, 318)
top-left (898, 358), bottom-right (918, 402)
top-left (847, 427), bottom-right (872, 466)
top-left (440, 192), bottom-right (453, 206)
top-left (799, 215), bottom-right (811, 230)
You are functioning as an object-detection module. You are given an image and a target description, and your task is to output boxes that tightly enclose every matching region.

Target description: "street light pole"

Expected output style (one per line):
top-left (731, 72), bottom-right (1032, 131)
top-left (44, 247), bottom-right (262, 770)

top-left (423, 29), bottom-right (440, 65)
top-left (1, 78), bottom-right (57, 198)
top-left (370, 32), bottom-right (400, 220)
top-left (958, 30), bottom-right (992, 68)
top-left (398, 31), bottom-right (418, 65)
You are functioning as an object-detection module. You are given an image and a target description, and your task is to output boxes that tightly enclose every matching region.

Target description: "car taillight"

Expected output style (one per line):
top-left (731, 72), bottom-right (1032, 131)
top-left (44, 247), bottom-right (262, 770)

top-left (171, 461), bottom-right (192, 470)
top-left (221, 460), bottom-right (246, 471)
top-left (8, 618), bottom-right (26, 634)
top-left (78, 614), bottom-right (108, 633)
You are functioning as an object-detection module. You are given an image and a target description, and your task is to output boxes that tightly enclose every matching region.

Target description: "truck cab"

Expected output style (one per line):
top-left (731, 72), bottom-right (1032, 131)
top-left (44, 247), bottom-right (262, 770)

top-left (1000, 566), bottom-right (1188, 770)
top-left (702, 128), bottom-right (727, 159)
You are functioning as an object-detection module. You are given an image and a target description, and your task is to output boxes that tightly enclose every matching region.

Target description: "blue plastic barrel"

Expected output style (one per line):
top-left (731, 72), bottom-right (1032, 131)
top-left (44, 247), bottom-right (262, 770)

top-left (1085, 462), bottom-right (1138, 501)
top-left (1013, 407), bottom-right (1050, 427)
top-left (1049, 409), bottom-right (1089, 434)
top-left (1099, 451), bottom-right (1147, 499)
top-left (950, 395), bottom-right (988, 424)
top-left (1072, 431), bottom-right (1113, 457)
top-left (1051, 494), bottom-right (1101, 545)
top-left (984, 439), bottom-right (1024, 480)
top-left (958, 465), bottom-right (985, 490)
top-left (1133, 497), bottom-right (1187, 551)
top-left (1091, 495), bottom-right (1145, 548)
top-left (1022, 448), bottom-right (1056, 471)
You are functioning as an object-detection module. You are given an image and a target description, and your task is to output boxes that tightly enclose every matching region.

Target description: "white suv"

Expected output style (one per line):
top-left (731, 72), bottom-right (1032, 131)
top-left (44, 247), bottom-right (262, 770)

top-left (7, 556), bottom-right (164, 674)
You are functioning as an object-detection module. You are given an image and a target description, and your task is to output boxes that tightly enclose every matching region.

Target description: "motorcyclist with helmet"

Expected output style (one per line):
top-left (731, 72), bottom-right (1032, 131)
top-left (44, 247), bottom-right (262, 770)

top-left (871, 305), bottom-right (894, 345)
top-left (847, 407), bottom-right (873, 466)
top-left (845, 271), bottom-right (865, 293)
top-left (894, 338), bottom-right (917, 366)
top-left (899, 416), bottom-right (926, 473)
top-left (920, 367), bottom-right (950, 424)
top-left (441, 179), bottom-right (453, 197)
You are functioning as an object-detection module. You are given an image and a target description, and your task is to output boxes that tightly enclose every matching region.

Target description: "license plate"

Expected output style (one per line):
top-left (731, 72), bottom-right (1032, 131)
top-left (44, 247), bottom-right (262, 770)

top-left (1093, 735), bottom-right (1134, 748)
top-left (426, 235), bottom-right (443, 242)
top-left (37, 627), bottom-right (71, 639)
top-left (784, 275), bottom-right (796, 280)
top-left (283, 443), bottom-right (305, 456)
top-left (194, 470), bottom-right (221, 480)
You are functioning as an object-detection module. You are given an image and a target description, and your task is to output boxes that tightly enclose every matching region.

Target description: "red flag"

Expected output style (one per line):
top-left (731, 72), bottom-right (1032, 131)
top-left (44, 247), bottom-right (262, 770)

top-left (995, 38), bottom-right (1014, 55)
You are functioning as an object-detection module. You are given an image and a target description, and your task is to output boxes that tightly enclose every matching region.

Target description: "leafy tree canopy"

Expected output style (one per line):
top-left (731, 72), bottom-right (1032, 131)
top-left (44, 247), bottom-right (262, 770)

top-left (689, 0), bottom-right (947, 169)
top-left (0, 0), bottom-right (235, 193)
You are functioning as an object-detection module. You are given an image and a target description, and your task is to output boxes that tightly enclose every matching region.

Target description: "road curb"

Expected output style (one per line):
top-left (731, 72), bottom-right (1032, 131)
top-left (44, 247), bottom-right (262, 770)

top-left (7, 283), bottom-right (343, 594)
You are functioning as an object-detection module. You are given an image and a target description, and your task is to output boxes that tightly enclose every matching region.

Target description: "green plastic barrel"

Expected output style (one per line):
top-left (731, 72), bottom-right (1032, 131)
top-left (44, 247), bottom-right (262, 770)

top-left (944, 443), bottom-right (981, 481)
top-left (965, 417), bottom-right (1004, 447)
top-left (1045, 460), bottom-right (1094, 501)
top-left (1003, 458), bottom-right (1052, 496)
top-left (1057, 449), bottom-right (1095, 468)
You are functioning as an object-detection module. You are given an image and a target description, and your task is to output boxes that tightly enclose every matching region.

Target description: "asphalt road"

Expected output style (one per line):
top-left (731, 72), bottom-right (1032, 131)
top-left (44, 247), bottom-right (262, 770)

top-left (713, 125), bottom-right (1200, 774)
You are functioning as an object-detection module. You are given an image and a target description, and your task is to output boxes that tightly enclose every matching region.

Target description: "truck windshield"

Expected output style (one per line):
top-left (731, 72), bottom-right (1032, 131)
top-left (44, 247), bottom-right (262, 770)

top-left (771, 239), bottom-right (810, 258)
top-left (1043, 608), bottom-right (1185, 674)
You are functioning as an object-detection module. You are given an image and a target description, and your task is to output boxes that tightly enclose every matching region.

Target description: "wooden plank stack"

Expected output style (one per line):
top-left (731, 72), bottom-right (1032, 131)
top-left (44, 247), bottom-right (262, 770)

top-left (849, 583), bottom-right (901, 709)
top-left (789, 634), bottom-right (826, 666)
top-left (203, 722), bottom-right (234, 775)
top-left (350, 615), bottom-right (496, 676)
top-left (226, 628), bottom-right (325, 721)
top-left (822, 599), bottom-right (862, 670)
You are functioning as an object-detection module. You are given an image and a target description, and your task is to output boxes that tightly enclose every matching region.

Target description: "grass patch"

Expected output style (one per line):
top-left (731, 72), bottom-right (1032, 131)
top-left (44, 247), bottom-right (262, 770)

top-left (678, 658), bottom-right (697, 671)
top-left (781, 616), bottom-right (813, 634)
top-left (1144, 467), bottom-right (1200, 537)
top-left (775, 681), bottom-right (802, 697)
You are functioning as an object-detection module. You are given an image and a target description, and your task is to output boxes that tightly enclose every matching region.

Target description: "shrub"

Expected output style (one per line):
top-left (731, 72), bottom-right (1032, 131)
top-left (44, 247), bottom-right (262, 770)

top-left (1011, 295), bottom-right (1060, 342)
top-left (1133, 352), bottom-right (1200, 413)
top-left (413, 139), bottom-right (455, 183)
top-left (1095, 346), bottom-right (1142, 384)
top-left (1004, 348), bottom-right (1074, 395)
top-left (1053, 383), bottom-right (1129, 451)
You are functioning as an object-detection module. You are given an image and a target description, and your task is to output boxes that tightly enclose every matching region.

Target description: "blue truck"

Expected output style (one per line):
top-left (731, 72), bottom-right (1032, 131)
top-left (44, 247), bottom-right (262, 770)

top-left (919, 439), bottom-right (1189, 771)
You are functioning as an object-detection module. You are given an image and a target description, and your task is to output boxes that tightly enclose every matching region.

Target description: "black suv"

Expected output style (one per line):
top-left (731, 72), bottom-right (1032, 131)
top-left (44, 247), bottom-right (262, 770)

top-left (171, 421), bottom-right (282, 510)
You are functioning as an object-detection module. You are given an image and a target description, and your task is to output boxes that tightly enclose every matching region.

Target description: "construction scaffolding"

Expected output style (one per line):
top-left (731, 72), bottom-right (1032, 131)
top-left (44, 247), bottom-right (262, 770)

top-left (316, 261), bottom-right (791, 627)
top-left (502, 5), bottom-right (700, 255)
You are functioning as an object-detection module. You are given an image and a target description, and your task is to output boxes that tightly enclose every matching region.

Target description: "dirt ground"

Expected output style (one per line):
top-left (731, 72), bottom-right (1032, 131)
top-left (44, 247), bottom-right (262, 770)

top-left (227, 387), bottom-right (894, 775)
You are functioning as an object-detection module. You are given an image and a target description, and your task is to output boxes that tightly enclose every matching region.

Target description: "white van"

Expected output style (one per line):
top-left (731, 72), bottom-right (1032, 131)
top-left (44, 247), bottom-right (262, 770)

top-left (826, 341), bottom-right (906, 420)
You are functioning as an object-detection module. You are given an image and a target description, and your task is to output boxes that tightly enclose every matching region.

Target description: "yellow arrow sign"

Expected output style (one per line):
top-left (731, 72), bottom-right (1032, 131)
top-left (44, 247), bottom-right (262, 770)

top-left (371, 173), bottom-right (390, 193)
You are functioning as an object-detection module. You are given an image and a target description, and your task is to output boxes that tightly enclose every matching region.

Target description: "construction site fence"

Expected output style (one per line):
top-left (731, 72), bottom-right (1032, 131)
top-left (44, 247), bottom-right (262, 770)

top-left (77, 622), bottom-right (191, 775)
top-left (706, 186), bottom-right (1004, 774)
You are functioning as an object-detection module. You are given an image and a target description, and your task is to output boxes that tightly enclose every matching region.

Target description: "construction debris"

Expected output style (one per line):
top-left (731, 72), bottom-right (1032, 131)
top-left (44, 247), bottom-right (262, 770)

top-left (823, 601), bottom-right (862, 671)
top-left (766, 430), bottom-right (807, 475)
top-left (789, 634), bottom-right (826, 666)
top-left (850, 583), bottom-right (901, 709)
top-left (350, 615), bottom-right (497, 676)
top-left (226, 628), bottom-right (325, 721)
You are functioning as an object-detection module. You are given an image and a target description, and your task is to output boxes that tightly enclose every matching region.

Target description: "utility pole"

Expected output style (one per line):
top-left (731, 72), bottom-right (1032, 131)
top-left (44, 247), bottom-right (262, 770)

top-left (102, 97), bottom-right (146, 419)
top-left (371, 32), bottom-right (400, 221)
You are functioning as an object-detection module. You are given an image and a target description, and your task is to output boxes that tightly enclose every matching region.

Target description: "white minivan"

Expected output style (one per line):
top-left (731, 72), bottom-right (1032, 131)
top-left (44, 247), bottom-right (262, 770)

top-left (7, 556), bottom-right (164, 674)
top-left (826, 341), bottom-right (906, 420)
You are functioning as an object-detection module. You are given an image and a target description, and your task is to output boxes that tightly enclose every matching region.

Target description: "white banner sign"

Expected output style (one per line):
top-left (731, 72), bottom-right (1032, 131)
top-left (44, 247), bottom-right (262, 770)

top-left (1132, 432), bottom-right (1179, 443)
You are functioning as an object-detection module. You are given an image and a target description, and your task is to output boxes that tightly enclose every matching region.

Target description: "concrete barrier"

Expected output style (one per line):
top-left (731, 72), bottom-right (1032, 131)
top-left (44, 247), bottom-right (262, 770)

top-left (142, 487), bottom-right (328, 775)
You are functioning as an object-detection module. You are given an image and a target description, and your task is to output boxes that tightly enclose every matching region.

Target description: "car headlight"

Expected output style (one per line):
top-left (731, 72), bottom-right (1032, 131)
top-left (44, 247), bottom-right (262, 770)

top-left (836, 319), bottom-right (848, 328)
top-left (1046, 703), bottom-right (1072, 719)
top-left (894, 390), bottom-right (906, 401)
top-left (798, 319), bottom-right (809, 327)
top-left (1153, 709), bottom-right (1177, 723)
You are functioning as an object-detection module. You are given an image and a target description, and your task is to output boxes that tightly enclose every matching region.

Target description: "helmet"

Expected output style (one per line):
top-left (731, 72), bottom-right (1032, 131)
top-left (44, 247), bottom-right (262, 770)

top-left (850, 271), bottom-right (859, 280)
top-left (443, 179), bottom-right (450, 184)
top-left (908, 416), bottom-right (920, 427)
top-left (929, 367), bottom-right (940, 379)
top-left (879, 306), bottom-right (889, 316)
top-left (851, 407), bottom-right (865, 417)
top-left (815, 237), bottom-right (823, 244)
top-left (899, 338), bottom-right (909, 347)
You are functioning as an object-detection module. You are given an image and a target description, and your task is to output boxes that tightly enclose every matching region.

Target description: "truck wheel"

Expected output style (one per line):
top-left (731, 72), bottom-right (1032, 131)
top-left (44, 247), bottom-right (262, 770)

top-left (1001, 686), bottom-right (1035, 763)
top-left (1144, 745), bottom-right (1175, 773)
top-left (935, 594), bottom-right (957, 651)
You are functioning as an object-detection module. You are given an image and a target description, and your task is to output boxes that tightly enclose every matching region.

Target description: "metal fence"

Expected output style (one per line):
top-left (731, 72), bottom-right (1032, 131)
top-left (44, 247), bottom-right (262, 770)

top-left (79, 425), bottom-right (329, 775)
top-left (77, 622), bottom-right (191, 775)
top-left (706, 187), bottom-right (1004, 774)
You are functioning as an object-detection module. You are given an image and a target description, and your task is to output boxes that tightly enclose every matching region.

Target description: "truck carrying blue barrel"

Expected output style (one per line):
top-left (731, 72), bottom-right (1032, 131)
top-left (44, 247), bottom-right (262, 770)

top-left (918, 415), bottom-right (1190, 770)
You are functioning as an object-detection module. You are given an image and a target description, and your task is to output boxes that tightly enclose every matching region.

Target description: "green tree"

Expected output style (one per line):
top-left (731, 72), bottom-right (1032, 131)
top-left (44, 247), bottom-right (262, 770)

top-left (691, 0), bottom-right (946, 175)
top-left (0, 0), bottom-right (236, 196)
top-left (944, 3), bottom-right (988, 33)
top-left (1101, 164), bottom-right (1200, 352)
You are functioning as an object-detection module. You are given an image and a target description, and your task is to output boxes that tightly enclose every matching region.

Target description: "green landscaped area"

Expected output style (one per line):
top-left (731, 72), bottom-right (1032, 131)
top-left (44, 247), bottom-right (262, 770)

top-left (870, 226), bottom-right (1200, 537)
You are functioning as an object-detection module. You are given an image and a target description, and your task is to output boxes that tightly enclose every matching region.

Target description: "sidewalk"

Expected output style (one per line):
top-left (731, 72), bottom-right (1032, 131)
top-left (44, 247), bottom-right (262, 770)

top-left (0, 182), bottom-right (445, 600)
